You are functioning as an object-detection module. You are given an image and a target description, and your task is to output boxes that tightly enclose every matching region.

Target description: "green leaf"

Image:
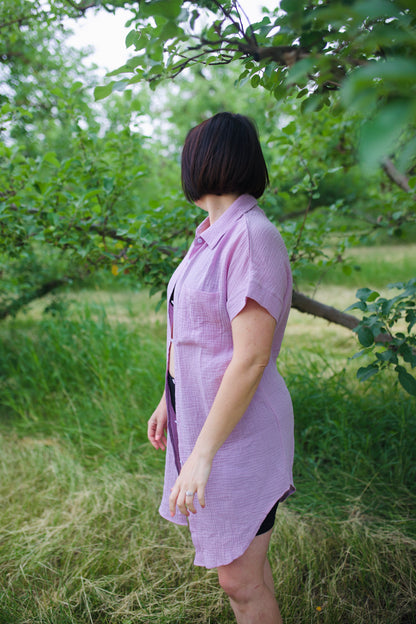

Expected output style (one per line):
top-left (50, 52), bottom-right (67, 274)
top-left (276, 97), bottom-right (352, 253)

top-left (396, 366), bottom-right (416, 396)
top-left (282, 121), bottom-right (297, 135)
top-left (357, 325), bottom-right (375, 347)
top-left (160, 20), bottom-right (180, 40)
top-left (94, 84), bottom-right (114, 101)
top-left (342, 58), bottom-right (416, 108)
top-left (300, 93), bottom-right (325, 114)
top-left (190, 9), bottom-right (199, 30)
top-left (140, 0), bottom-right (182, 19)
top-left (112, 80), bottom-right (129, 93)
top-left (280, 0), bottom-right (301, 13)
top-left (103, 177), bottom-right (114, 194)
top-left (286, 58), bottom-right (316, 85)
top-left (356, 287), bottom-right (374, 302)
top-left (351, 348), bottom-right (370, 359)
top-left (125, 30), bottom-right (138, 48)
top-left (126, 56), bottom-right (144, 70)
top-left (107, 64), bottom-right (130, 77)
top-left (367, 291), bottom-right (380, 302)
top-left (359, 100), bottom-right (414, 170)
top-left (51, 86), bottom-right (64, 98)
top-left (345, 300), bottom-right (367, 312)
top-left (375, 349), bottom-right (397, 364)
top-left (70, 81), bottom-right (83, 93)
top-left (357, 364), bottom-right (379, 382)
top-left (42, 152), bottom-right (60, 167)
top-left (352, 0), bottom-right (401, 20)
top-left (223, 23), bottom-right (239, 36)
top-left (251, 75), bottom-right (261, 88)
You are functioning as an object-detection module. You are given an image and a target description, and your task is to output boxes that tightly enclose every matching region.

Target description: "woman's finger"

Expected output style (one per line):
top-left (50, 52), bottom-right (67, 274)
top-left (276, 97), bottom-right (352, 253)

top-left (147, 418), bottom-right (157, 448)
top-left (155, 419), bottom-right (166, 442)
top-left (158, 434), bottom-right (167, 450)
top-left (169, 485), bottom-right (182, 516)
top-left (197, 484), bottom-right (206, 509)
top-left (185, 491), bottom-right (197, 514)
top-left (176, 490), bottom-right (189, 516)
top-left (148, 415), bottom-right (167, 450)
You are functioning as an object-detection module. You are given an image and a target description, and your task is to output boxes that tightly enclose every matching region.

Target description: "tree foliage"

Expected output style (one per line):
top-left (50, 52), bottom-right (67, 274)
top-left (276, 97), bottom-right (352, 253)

top-left (106, 0), bottom-right (416, 169)
top-left (348, 279), bottom-right (416, 394)
top-left (0, 1), bottom-right (196, 311)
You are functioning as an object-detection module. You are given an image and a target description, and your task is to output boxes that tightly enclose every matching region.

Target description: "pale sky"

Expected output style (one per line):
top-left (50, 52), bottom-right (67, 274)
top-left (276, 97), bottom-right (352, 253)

top-left (68, 1), bottom-right (276, 73)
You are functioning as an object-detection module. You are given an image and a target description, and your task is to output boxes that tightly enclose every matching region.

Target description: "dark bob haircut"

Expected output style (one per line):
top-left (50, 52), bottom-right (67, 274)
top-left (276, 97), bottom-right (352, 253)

top-left (181, 112), bottom-right (269, 202)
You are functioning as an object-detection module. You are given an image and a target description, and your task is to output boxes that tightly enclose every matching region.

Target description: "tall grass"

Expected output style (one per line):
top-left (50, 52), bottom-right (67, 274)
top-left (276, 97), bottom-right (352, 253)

top-left (0, 300), bottom-right (165, 469)
top-left (0, 287), bottom-right (415, 623)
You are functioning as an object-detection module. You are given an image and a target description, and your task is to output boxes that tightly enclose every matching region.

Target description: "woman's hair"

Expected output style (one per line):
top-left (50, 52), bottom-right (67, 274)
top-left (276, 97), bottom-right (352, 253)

top-left (181, 112), bottom-right (269, 202)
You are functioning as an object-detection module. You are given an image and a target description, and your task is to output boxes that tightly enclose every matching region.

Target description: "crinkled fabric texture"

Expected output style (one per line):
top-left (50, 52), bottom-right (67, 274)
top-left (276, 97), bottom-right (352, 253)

top-left (159, 194), bottom-right (295, 569)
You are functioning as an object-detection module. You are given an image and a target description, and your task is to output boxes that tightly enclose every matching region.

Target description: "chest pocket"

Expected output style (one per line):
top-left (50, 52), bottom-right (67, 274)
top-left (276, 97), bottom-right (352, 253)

top-left (176, 286), bottom-right (227, 346)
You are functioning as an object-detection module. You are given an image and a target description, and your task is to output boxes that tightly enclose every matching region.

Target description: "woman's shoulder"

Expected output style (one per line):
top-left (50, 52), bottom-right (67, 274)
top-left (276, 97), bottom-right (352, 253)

top-left (242, 204), bottom-right (287, 253)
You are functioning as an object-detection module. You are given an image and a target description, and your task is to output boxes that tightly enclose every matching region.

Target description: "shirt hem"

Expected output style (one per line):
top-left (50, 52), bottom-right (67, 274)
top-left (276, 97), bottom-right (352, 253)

top-left (192, 482), bottom-right (296, 569)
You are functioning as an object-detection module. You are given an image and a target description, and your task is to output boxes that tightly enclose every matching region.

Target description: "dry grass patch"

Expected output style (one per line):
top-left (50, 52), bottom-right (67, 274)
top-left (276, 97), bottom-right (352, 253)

top-left (0, 435), bottom-right (415, 623)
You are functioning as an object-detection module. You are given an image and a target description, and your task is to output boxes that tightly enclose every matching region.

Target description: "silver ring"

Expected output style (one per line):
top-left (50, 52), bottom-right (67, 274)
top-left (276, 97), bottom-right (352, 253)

top-left (185, 490), bottom-right (195, 497)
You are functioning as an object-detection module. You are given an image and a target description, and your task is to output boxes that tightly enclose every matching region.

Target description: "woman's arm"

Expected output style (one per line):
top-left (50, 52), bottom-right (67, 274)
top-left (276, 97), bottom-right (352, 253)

top-left (148, 390), bottom-right (168, 451)
top-left (169, 298), bottom-right (276, 517)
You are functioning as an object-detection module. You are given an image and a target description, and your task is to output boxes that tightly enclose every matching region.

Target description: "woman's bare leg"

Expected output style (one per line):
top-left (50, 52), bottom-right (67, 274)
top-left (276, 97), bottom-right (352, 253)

top-left (264, 556), bottom-right (275, 594)
top-left (217, 529), bottom-right (282, 624)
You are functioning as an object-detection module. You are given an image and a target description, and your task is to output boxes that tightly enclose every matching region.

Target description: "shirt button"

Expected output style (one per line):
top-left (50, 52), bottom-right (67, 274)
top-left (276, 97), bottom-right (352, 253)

top-left (196, 237), bottom-right (203, 244)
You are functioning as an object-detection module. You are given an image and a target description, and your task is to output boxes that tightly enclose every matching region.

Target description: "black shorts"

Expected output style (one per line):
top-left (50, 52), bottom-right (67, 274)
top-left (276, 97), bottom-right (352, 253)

top-left (256, 501), bottom-right (279, 535)
top-left (167, 372), bottom-right (279, 535)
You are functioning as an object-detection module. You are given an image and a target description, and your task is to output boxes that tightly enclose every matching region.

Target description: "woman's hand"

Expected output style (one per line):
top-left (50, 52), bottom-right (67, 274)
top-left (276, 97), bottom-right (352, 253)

top-left (169, 451), bottom-right (212, 516)
top-left (147, 392), bottom-right (168, 451)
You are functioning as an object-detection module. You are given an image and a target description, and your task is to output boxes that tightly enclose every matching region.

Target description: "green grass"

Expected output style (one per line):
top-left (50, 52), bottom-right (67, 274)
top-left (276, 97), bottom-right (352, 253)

top-left (296, 242), bottom-right (416, 289)
top-left (0, 271), bottom-right (415, 623)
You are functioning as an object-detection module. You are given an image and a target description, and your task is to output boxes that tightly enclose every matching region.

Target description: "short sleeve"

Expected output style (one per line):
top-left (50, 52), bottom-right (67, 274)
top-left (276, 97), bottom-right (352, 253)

top-left (226, 220), bottom-right (291, 323)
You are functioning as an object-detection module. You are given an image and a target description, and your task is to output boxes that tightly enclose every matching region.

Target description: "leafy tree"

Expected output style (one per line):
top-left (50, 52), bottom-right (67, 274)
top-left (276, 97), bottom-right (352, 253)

top-left (0, 1), bottom-right (195, 315)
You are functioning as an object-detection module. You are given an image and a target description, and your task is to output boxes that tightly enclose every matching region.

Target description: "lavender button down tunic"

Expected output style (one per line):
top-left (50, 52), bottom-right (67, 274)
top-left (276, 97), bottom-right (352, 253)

top-left (159, 194), bottom-right (295, 569)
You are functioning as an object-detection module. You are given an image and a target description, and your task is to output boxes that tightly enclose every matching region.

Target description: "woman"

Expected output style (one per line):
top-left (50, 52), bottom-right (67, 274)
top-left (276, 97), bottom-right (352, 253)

top-left (148, 112), bottom-right (294, 624)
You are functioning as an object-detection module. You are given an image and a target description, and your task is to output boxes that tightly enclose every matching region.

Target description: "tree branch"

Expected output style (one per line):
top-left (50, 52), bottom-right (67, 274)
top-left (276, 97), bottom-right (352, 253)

top-left (237, 43), bottom-right (309, 66)
top-left (291, 290), bottom-right (392, 344)
top-left (0, 278), bottom-right (69, 320)
top-left (382, 157), bottom-right (413, 194)
top-left (292, 290), bottom-right (358, 330)
top-left (63, 0), bottom-right (98, 14)
top-left (1, 274), bottom-right (392, 351)
top-left (278, 204), bottom-right (320, 222)
top-left (0, 13), bottom-right (41, 30)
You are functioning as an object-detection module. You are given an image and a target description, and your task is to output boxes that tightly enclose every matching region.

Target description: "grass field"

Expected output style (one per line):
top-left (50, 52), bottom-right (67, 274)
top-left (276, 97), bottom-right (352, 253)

top-left (0, 245), bottom-right (415, 623)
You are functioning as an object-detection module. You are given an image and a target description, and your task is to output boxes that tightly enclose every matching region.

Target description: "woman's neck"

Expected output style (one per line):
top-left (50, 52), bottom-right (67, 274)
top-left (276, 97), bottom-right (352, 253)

top-left (196, 193), bottom-right (240, 225)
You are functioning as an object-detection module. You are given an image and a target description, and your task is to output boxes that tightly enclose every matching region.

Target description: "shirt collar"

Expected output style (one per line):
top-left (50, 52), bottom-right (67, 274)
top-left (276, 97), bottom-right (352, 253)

top-left (195, 194), bottom-right (257, 249)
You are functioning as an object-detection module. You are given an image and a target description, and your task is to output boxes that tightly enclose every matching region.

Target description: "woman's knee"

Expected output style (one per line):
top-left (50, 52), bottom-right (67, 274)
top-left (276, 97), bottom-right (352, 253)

top-left (218, 567), bottom-right (261, 604)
